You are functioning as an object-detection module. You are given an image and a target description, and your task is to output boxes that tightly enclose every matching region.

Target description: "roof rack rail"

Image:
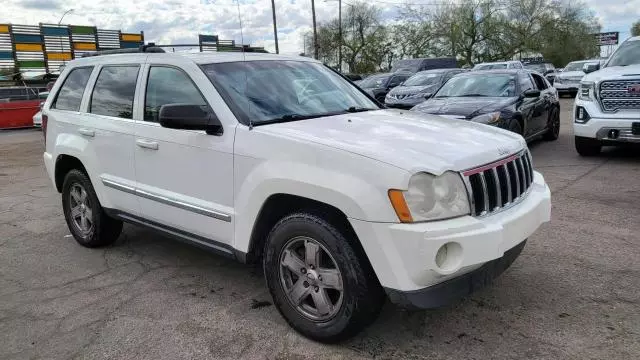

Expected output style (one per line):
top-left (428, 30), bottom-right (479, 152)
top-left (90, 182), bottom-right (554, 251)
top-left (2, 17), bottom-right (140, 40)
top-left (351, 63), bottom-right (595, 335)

top-left (82, 43), bottom-right (203, 57)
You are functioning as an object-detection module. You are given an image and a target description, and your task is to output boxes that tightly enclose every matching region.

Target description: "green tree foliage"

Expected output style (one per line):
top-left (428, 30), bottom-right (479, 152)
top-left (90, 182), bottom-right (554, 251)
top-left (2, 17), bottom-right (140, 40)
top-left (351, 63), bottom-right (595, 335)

top-left (632, 20), bottom-right (640, 37)
top-left (306, 0), bottom-right (601, 72)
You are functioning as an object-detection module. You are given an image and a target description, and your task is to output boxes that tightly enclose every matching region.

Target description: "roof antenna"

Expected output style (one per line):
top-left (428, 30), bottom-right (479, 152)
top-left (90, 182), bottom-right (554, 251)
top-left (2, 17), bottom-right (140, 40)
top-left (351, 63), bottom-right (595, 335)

top-left (235, 0), bottom-right (252, 130)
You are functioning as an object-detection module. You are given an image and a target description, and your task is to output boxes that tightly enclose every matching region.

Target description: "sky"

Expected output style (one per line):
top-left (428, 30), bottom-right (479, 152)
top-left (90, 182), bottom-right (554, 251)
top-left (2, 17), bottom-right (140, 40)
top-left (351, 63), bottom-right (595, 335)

top-left (1, 0), bottom-right (638, 56)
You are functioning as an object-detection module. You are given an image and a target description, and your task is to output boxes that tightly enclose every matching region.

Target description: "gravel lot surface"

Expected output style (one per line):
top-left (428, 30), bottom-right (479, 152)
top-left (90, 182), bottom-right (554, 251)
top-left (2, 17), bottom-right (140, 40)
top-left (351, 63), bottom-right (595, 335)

top-left (1, 98), bottom-right (639, 359)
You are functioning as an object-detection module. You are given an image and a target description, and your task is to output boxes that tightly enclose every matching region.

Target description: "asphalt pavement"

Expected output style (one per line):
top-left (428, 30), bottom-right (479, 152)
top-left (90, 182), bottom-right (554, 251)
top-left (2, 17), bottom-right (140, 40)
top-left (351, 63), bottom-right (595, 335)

top-left (1, 98), bottom-right (639, 359)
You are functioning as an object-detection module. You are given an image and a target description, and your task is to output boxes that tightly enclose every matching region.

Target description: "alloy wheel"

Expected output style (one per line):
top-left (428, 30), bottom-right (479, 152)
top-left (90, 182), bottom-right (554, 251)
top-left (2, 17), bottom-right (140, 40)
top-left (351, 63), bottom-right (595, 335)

top-left (68, 183), bottom-right (94, 235)
top-left (279, 236), bottom-right (344, 321)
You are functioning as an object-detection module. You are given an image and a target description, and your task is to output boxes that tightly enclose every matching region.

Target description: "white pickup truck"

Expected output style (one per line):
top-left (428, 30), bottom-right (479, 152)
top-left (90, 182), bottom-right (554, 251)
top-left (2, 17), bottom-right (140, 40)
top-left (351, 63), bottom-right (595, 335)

top-left (574, 36), bottom-right (640, 155)
top-left (42, 49), bottom-right (551, 342)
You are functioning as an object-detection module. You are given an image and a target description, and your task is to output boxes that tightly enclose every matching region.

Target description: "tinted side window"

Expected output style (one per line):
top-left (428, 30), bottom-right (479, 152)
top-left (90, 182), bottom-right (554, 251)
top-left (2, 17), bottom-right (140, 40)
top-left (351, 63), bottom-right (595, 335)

top-left (89, 66), bottom-right (139, 119)
top-left (144, 67), bottom-right (206, 122)
top-left (531, 73), bottom-right (547, 90)
top-left (519, 74), bottom-right (535, 92)
top-left (52, 67), bottom-right (93, 111)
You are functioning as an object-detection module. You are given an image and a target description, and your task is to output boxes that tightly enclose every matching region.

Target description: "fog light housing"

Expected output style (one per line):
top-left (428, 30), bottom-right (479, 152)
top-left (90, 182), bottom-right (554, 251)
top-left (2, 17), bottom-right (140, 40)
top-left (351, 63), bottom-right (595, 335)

top-left (434, 242), bottom-right (463, 273)
top-left (575, 106), bottom-right (590, 123)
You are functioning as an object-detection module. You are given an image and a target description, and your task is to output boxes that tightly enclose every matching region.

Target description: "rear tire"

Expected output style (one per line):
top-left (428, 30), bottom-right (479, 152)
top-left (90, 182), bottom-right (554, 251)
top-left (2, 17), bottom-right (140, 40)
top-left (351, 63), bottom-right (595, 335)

top-left (62, 170), bottom-right (123, 248)
top-left (575, 136), bottom-right (601, 156)
top-left (543, 107), bottom-right (560, 141)
top-left (263, 212), bottom-right (384, 343)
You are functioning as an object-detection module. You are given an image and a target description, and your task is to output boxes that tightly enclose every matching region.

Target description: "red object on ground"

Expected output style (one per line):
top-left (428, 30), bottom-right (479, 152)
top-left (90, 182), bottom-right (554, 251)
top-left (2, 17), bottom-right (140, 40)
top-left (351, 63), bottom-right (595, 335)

top-left (0, 100), bottom-right (41, 129)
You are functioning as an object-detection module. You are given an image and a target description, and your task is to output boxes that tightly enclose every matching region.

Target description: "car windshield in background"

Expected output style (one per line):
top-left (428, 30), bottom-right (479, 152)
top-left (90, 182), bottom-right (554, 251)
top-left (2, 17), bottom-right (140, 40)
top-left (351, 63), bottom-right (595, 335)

top-left (606, 39), bottom-right (640, 67)
top-left (563, 61), bottom-right (588, 72)
top-left (434, 74), bottom-right (516, 98)
top-left (201, 61), bottom-right (379, 125)
top-left (525, 64), bottom-right (546, 73)
top-left (403, 72), bottom-right (442, 86)
top-left (475, 64), bottom-right (508, 70)
top-left (357, 74), bottom-right (389, 88)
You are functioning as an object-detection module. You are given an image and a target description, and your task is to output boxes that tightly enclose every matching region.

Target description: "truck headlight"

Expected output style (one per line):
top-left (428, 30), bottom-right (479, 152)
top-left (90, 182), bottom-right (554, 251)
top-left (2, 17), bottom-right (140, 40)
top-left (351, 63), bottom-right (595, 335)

top-left (470, 112), bottom-right (501, 124)
top-left (388, 172), bottom-right (470, 222)
top-left (579, 81), bottom-right (596, 101)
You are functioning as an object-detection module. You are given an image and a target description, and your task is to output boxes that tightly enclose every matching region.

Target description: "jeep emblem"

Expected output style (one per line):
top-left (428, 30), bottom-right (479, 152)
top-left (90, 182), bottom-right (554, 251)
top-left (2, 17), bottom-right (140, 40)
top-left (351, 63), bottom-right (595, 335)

top-left (497, 147), bottom-right (511, 156)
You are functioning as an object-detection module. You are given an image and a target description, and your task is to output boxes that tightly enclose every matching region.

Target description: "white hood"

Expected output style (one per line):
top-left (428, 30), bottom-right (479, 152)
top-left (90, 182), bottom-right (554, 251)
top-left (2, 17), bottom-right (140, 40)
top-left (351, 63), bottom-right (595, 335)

top-left (582, 64), bottom-right (640, 82)
top-left (257, 109), bottom-right (526, 174)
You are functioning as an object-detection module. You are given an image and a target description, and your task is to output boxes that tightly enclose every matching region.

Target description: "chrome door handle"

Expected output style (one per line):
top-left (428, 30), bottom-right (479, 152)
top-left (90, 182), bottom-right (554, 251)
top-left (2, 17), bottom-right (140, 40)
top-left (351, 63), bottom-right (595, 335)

top-left (78, 128), bottom-right (95, 137)
top-left (136, 139), bottom-right (159, 150)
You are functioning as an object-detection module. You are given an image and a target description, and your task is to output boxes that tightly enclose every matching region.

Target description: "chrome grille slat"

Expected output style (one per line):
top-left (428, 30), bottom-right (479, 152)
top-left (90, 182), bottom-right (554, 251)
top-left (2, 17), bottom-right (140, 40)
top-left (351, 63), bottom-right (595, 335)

top-left (463, 150), bottom-right (533, 217)
top-left (502, 164), bottom-right (512, 203)
top-left (490, 168), bottom-right (501, 210)
top-left (478, 172), bottom-right (490, 214)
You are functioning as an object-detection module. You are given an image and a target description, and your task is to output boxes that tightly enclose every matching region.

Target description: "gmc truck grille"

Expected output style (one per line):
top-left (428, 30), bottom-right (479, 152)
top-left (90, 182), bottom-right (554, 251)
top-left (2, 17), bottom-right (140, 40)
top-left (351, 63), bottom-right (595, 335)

top-left (599, 80), bottom-right (640, 112)
top-left (463, 151), bottom-right (534, 216)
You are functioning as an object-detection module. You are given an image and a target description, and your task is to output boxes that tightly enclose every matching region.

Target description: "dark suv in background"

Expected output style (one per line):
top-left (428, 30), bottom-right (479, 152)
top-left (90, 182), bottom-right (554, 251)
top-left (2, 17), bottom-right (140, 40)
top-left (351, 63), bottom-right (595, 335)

top-left (385, 68), bottom-right (466, 109)
top-left (524, 62), bottom-right (558, 84)
top-left (357, 72), bottom-right (412, 102)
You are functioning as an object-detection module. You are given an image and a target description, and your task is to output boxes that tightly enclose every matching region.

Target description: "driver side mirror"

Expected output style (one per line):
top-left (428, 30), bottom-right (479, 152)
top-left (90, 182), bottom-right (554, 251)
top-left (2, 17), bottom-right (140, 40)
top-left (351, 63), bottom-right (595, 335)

top-left (159, 104), bottom-right (223, 136)
top-left (523, 89), bottom-right (541, 98)
top-left (583, 63), bottom-right (600, 74)
top-left (423, 92), bottom-right (433, 99)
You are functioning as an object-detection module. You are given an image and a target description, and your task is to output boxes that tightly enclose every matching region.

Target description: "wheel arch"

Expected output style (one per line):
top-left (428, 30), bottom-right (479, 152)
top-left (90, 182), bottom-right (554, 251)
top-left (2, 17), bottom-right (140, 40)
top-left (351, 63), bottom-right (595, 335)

top-left (54, 154), bottom-right (88, 193)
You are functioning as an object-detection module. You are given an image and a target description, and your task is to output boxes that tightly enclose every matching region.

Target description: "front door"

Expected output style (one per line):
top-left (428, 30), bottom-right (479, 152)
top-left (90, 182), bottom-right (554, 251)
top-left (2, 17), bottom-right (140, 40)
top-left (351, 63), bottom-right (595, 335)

top-left (132, 61), bottom-right (235, 249)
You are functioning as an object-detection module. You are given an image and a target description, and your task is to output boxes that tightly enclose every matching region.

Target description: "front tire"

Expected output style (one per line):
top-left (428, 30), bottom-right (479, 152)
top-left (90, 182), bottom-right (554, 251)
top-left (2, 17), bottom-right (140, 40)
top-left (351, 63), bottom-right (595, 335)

top-left (263, 212), bottom-right (384, 343)
top-left (62, 170), bottom-right (123, 248)
top-left (507, 119), bottom-right (523, 136)
top-left (575, 136), bottom-right (601, 156)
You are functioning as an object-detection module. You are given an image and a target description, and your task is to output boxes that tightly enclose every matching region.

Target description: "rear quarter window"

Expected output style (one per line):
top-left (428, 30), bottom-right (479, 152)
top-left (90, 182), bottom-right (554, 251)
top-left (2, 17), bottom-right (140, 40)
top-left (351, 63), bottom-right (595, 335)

top-left (52, 67), bottom-right (94, 111)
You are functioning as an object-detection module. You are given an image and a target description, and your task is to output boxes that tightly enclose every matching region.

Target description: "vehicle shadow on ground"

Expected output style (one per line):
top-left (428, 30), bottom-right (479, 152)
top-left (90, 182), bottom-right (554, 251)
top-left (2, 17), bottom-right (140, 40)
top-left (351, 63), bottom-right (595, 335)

top-left (112, 224), bottom-right (567, 357)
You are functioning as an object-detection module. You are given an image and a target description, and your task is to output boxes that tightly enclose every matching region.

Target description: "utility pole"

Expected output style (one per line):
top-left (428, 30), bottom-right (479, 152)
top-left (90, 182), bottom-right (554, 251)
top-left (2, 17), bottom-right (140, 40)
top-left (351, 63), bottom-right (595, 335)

top-left (271, 0), bottom-right (279, 54)
top-left (311, 0), bottom-right (318, 59)
top-left (338, 0), bottom-right (342, 72)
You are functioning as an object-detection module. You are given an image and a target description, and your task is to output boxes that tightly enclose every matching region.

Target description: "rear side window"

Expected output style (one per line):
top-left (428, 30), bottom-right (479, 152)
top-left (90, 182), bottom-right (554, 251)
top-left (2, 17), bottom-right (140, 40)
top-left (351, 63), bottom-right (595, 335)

top-left (52, 67), bottom-right (93, 111)
top-left (90, 66), bottom-right (140, 119)
top-left (144, 66), bottom-right (206, 122)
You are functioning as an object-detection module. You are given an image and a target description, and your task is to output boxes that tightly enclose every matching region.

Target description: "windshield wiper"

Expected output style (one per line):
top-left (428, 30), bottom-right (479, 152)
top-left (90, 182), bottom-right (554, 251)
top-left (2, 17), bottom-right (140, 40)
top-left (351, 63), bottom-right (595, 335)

top-left (255, 113), bottom-right (320, 126)
top-left (346, 106), bottom-right (376, 113)
top-left (458, 94), bottom-right (492, 97)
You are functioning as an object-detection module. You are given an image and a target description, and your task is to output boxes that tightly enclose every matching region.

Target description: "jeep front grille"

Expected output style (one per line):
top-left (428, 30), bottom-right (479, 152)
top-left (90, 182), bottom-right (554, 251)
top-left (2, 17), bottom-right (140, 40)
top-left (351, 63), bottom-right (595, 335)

top-left (599, 80), bottom-right (640, 112)
top-left (462, 150), bottom-right (534, 216)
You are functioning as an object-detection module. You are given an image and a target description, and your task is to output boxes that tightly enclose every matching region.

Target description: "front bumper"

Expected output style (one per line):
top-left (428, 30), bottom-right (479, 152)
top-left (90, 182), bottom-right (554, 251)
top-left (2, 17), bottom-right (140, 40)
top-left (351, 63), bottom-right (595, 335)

top-left (385, 97), bottom-right (426, 109)
top-left (554, 81), bottom-right (580, 92)
top-left (349, 171), bottom-right (551, 306)
top-left (386, 239), bottom-right (526, 309)
top-left (573, 99), bottom-right (640, 141)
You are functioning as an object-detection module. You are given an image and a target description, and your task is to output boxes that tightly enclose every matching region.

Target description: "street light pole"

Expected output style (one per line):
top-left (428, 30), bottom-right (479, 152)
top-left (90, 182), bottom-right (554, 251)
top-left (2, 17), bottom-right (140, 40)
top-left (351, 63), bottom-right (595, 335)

top-left (57, 9), bottom-right (73, 70)
top-left (338, 0), bottom-right (342, 73)
top-left (271, 0), bottom-right (279, 54)
top-left (311, 0), bottom-right (318, 59)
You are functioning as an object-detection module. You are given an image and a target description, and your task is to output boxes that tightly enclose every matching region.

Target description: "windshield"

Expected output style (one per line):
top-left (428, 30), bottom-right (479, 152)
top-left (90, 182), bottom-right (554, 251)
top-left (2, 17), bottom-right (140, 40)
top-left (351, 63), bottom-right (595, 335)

top-left (606, 39), bottom-right (640, 67)
top-left (357, 74), bottom-right (390, 88)
top-left (201, 61), bottom-right (379, 125)
top-left (434, 74), bottom-right (516, 98)
top-left (402, 72), bottom-right (442, 86)
top-left (474, 63), bottom-right (508, 70)
top-left (564, 61), bottom-right (587, 72)
top-left (525, 64), bottom-right (546, 73)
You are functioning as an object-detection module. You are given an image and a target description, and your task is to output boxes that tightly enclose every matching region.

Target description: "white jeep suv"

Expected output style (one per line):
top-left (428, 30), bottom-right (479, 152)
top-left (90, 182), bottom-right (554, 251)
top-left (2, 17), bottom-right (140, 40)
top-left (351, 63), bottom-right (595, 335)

top-left (42, 48), bottom-right (551, 342)
top-left (574, 36), bottom-right (640, 155)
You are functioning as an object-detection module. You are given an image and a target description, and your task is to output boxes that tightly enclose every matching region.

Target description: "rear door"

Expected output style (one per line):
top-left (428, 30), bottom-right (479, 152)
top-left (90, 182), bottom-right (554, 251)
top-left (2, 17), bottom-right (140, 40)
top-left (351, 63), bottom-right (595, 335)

top-left (529, 73), bottom-right (552, 133)
top-left (132, 59), bottom-right (235, 249)
top-left (82, 59), bottom-right (144, 215)
top-left (517, 73), bottom-right (544, 137)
